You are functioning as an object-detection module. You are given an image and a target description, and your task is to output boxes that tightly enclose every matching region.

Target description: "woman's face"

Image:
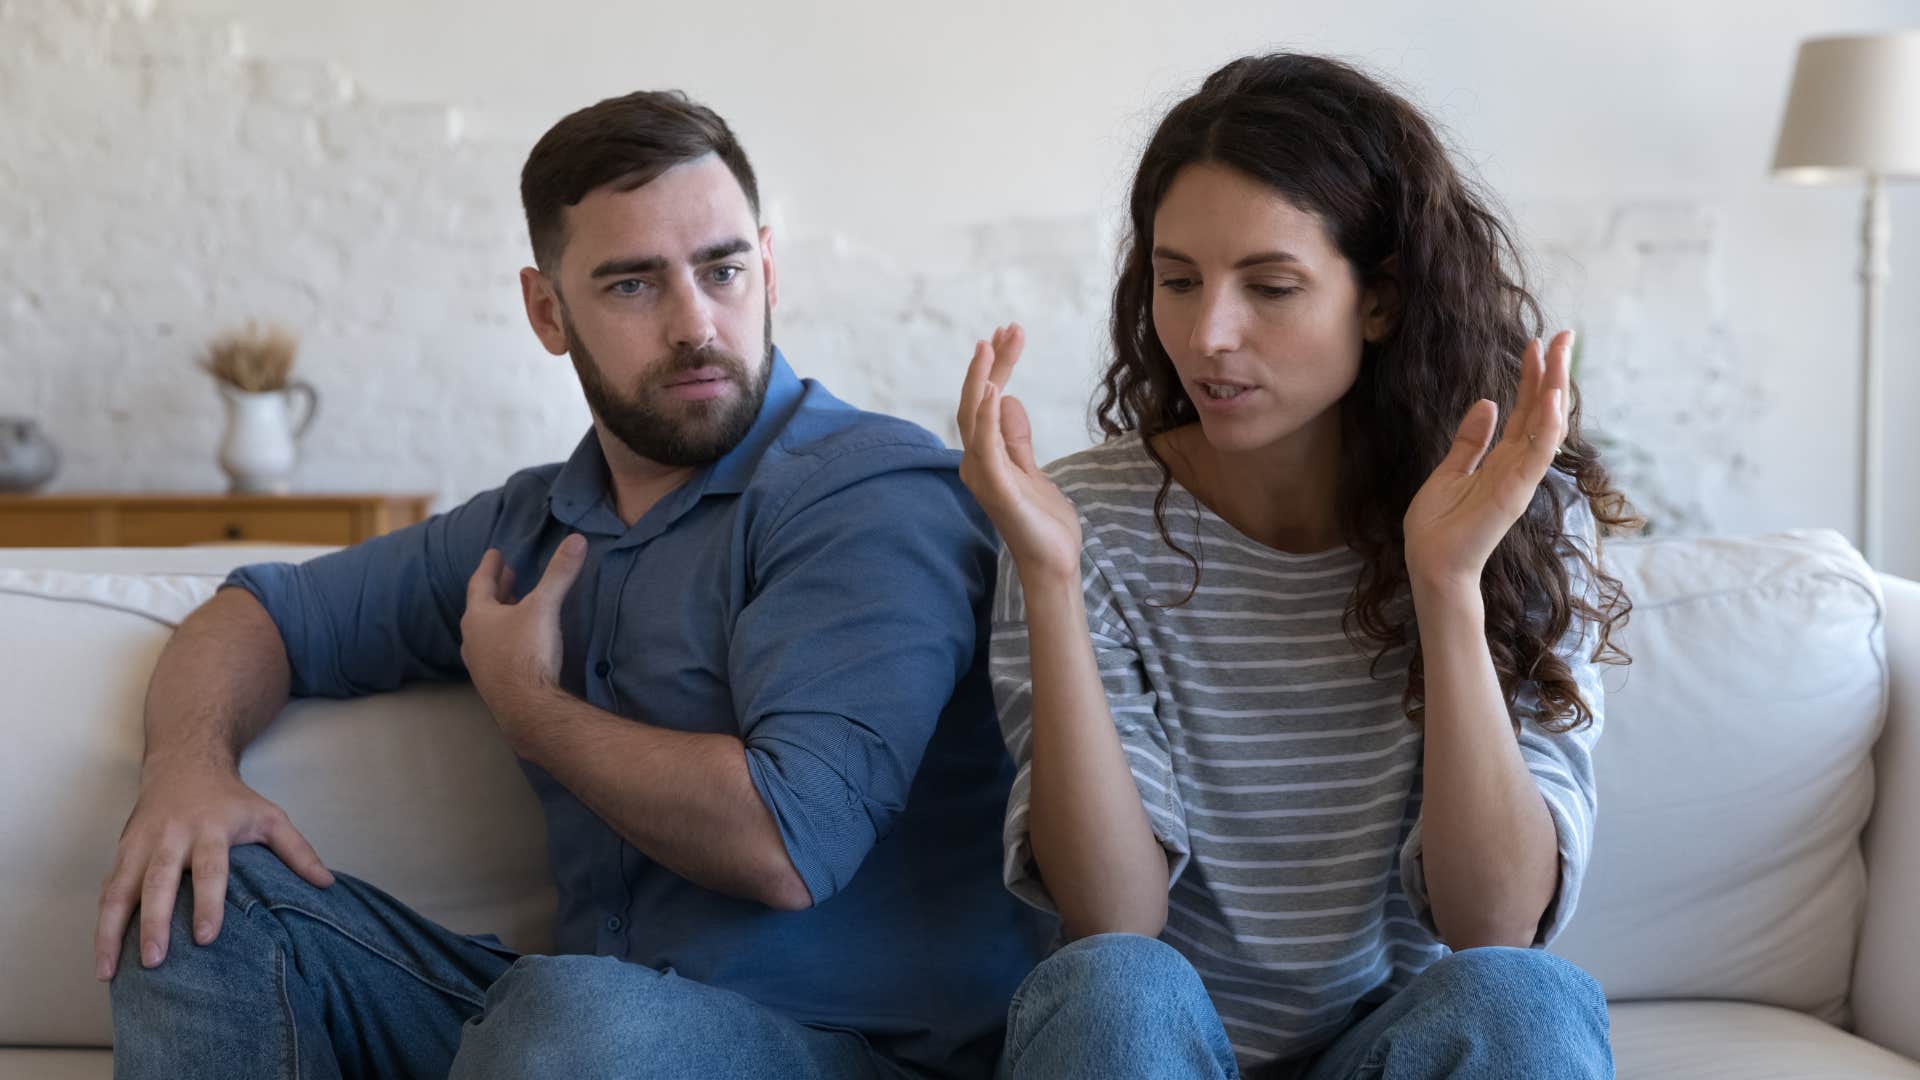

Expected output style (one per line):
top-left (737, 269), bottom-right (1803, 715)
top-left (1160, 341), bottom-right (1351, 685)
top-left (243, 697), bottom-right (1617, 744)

top-left (1149, 161), bottom-right (1390, 457)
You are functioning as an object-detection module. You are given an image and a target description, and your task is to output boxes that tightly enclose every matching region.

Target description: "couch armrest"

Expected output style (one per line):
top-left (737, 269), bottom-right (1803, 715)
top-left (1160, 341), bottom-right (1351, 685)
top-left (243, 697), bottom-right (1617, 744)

top-left (1853, 573), bottom-right (1920, 1056)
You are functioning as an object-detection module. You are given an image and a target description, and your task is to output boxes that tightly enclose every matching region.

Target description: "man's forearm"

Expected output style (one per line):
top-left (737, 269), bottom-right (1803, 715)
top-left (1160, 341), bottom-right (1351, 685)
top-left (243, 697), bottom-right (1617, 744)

top-left (1411, 576), bottom-right (1559, 950)
top-left (143, 588), bottom-right (292, 774)
top-left (496, 686), bottom-right (812, 911)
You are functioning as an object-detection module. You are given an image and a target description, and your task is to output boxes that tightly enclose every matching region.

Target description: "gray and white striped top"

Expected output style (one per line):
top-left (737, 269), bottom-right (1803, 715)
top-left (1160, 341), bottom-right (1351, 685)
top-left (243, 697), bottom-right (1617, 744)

top-left (990, 433), bottom-right (1603, 1069)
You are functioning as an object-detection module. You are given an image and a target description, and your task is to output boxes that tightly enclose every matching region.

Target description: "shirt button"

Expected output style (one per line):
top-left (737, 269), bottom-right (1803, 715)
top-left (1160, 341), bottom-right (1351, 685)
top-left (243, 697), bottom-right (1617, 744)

top-left (605, 915), bottom-right (623, 932)
top-left (595, 660), bottom-right (611, 678)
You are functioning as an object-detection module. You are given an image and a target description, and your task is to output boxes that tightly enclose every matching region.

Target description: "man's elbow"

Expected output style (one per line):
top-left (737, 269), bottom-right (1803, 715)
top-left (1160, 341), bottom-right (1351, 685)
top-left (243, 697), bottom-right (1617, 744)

top-left (756, 860), bottom-right (810, 903)
top-left (757, 860), bottom-right (814, 912)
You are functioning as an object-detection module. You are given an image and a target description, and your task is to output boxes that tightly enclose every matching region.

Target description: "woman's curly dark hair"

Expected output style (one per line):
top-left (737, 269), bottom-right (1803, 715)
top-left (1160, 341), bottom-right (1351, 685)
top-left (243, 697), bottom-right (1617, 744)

top-left (1096, 53), bottom-right (1637, 732)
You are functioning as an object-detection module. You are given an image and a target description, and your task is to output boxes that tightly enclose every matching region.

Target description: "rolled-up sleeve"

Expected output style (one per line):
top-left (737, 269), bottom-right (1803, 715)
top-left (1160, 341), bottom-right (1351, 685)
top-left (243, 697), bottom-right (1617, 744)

top-left (221, 488), bottom-right (505, 698)
top-left (730, 453), bottom-right (992, 905)
top-left (1399, 484), bottom-right (1606, 946)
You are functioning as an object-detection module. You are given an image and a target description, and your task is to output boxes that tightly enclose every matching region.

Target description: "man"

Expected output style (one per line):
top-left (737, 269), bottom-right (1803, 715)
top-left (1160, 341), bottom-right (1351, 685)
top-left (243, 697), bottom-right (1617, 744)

top-left (99, 90), bottom-right (1045, 1078)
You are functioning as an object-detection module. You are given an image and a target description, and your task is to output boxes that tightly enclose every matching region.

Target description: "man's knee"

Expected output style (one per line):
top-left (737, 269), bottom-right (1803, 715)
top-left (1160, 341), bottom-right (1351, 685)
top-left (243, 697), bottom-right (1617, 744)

top-left (109, 872), bottom-right (282, 1014)
top-left (112, 845), bottom-right (330, 996)
top-left (489, 953), bottom-right (670, 1019)
top-left (221, 842), bottom-right (324, 906)
top-left (454, 956), bottom-right (747, 1080)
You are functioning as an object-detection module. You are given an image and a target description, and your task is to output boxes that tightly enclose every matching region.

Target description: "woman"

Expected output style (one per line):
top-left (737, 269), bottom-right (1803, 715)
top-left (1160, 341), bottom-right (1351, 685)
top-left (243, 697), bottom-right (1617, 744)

top-left (956, 54), bottom-right (1634, 1079)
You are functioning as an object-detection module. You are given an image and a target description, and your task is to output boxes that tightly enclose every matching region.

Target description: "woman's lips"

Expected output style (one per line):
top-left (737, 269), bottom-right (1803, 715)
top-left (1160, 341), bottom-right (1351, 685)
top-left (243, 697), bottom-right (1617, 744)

top-left (1193, 379), bottom-right (1257, 413)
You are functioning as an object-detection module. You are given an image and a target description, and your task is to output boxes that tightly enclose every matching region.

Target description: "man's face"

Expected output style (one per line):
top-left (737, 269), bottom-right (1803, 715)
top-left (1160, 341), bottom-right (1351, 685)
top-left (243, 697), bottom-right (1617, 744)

top-left (524, 154), bottom-right (777, 468)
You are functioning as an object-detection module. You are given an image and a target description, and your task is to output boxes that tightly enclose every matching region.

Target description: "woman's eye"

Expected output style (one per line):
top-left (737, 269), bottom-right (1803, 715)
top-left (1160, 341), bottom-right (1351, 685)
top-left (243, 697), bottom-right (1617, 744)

top-left (1252, 285), bottom-right (1300, 299)
top-left (1156, 277), bottom-right (1197, 292)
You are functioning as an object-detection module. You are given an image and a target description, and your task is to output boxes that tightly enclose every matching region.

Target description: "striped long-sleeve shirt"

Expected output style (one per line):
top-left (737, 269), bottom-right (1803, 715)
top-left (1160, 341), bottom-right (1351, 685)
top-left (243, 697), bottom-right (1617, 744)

top-left (989, 433), bottom-right (1604, 1069)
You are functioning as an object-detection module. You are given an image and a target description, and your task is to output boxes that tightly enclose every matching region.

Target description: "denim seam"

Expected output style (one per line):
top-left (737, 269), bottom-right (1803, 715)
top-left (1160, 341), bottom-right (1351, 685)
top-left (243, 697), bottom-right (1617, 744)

top-left (274, 945), bottom-right (299, 1080)
top-left (1001, 976), bottom-right (1039, 1064)
top-left (265, 901), bottom-right (489, 1008)
top-left (1586, 968), bottom-right (1612, 1035)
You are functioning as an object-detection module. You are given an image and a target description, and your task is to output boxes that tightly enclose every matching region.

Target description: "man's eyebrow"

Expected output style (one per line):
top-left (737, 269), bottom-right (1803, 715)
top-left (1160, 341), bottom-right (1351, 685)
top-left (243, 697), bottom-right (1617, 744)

top-left (588, 238), bottom-right (753, 279)
top-left (694, 238), bottom-right (754, 264)
top-left (590, 255), bottom-right (667, 278)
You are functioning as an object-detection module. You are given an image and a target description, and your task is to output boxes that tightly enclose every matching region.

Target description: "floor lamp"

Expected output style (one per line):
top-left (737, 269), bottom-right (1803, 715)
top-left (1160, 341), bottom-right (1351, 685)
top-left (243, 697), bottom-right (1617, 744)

top-left (1773, 31), bottom-right (1920, 569)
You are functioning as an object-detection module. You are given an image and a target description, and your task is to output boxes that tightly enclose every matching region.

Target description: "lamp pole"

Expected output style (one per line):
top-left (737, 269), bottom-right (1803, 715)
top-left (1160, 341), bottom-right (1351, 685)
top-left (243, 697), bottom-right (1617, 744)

top-left (1859, 172), bottom-right (1889, 568)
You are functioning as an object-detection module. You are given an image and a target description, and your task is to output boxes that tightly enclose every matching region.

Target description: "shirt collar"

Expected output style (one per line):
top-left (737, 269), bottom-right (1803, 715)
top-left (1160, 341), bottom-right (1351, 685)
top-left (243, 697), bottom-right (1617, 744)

top-left (546, 348), bottom-right (805, 532)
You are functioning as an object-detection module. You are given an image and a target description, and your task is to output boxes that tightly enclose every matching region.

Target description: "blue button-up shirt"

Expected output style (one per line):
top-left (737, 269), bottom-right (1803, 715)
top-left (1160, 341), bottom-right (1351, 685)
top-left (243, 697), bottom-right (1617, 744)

top-left (226, 352), bottom-right (1048, 1072)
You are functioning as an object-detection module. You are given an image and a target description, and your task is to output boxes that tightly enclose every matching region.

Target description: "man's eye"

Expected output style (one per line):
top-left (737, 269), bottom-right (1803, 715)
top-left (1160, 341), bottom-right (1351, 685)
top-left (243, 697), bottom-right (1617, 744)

top-left (710, 266), bottom-right (742, 285)
top-left (611, 279), bottom-right (646, 296)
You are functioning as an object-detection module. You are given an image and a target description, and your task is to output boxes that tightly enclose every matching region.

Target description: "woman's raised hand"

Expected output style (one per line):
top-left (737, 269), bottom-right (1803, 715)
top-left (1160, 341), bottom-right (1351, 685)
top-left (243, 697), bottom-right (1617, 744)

top-left (1402, 330), bottom-right (1575, 591)
top-left (955, 324), bottom-right (1083, 584)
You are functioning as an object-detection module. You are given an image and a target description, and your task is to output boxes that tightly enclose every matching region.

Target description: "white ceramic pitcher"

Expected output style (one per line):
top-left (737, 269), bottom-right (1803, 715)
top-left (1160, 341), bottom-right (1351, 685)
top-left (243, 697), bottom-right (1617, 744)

top-left (217, 381), bottom-right (319, 494)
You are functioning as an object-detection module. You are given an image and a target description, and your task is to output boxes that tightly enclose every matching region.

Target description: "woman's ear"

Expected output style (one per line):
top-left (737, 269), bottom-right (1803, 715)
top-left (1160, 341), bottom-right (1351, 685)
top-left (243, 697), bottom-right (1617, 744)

top-left (1361, 255), bottom-right (1401, 343)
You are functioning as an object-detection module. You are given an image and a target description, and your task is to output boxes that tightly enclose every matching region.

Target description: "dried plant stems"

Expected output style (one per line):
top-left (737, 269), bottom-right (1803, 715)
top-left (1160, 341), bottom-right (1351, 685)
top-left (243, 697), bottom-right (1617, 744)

top-left (201, 323), bottom-right (299, 393)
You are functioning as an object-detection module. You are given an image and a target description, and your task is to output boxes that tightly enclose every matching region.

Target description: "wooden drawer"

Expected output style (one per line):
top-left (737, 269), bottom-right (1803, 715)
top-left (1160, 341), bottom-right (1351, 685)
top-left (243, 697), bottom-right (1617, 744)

top-left (0, 494), bottom-right (433, 547)
top-left (114, 507), bottom-right (360, 546)
top-left (0, 507), bottom-right (95, 546)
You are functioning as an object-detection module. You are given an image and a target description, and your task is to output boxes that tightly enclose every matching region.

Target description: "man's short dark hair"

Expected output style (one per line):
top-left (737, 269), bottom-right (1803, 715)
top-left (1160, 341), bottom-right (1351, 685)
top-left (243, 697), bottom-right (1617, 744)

top-left (520, 90), bottom-right (760, 274)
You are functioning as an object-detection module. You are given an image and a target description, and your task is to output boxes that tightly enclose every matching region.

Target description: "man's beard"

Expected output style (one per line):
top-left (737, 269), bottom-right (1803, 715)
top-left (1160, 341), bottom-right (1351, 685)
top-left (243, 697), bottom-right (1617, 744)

top-left (562, 303), bottom-right (774, 468)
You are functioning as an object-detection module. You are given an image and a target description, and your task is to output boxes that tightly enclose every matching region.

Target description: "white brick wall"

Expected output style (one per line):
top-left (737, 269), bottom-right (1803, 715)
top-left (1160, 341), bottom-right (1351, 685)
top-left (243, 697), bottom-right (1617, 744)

top-left (1, 0), bottom-right (1122, 509)
top-left (0, 0), bottom-right (1897, 564)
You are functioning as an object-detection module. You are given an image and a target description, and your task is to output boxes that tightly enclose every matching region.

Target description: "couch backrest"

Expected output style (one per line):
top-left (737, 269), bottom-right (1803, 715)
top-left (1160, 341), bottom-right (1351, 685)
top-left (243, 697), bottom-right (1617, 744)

top-left (1548, 529), bottom-right (1886, 1026)
top-left (1853, 573), bottom-right (1920, 1059)
top-left (0, 531), bottom-right (1895, 1047)
top-left (0, 548), bottom-right (554, 1049)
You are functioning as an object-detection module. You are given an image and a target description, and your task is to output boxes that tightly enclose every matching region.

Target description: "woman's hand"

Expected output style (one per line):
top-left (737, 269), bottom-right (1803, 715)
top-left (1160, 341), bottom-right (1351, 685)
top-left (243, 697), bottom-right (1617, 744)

top-left (955, 324), bottom-right (1083, 584)
top-left (1402, 330), bottom-right (1574, 591)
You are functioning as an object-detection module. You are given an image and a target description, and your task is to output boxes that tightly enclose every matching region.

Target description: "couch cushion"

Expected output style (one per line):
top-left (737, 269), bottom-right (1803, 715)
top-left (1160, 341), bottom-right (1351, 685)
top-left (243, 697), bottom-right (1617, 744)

top-left (1549, 529), bottom-right (1885, 1024)
top-left (1610, 1001), bottom-right (1920, 1078)
top-left (0, 551), bottom-right (554, 1049)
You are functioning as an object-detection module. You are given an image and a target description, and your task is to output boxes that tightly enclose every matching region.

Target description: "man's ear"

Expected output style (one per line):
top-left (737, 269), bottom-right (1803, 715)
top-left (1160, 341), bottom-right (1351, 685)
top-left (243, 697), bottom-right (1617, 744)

top-left (759, 225), bottom-right (778, 312)
top-left (1361, 255), bottom-right (1401, 344)
top-left (520, 266), bottom-right (570, 356)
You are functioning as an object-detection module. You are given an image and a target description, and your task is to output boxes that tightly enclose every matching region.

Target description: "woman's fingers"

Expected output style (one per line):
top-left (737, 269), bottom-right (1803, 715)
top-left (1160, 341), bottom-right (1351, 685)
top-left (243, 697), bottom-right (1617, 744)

top-left (956, 339), bottom-right (994, 447)
top-left (1519, 331), bottom-right (1572, 464)
top-left (989, 324), bottom-right (1026, 389)
top-left (1524, 387), bottom-right (1565, 472)
top-left (958, 323), bottom-right (1027, 450)
top-left (973, 382), bottom-right (1010, 479)
top-left (1001, 394), bottom-right (1040, 475)
top-left (1438, 399), bottom-right (1499, 478)
top-left (1501, 337), bottom-right (1542, 453)
top-left (1544, 329), bottom-right (1574, 436)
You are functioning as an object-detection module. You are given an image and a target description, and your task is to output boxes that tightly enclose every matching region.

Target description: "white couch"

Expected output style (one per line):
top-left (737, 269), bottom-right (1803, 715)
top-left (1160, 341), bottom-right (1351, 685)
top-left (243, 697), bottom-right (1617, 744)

top-left (1, 530), bottom-right (1916, 1078)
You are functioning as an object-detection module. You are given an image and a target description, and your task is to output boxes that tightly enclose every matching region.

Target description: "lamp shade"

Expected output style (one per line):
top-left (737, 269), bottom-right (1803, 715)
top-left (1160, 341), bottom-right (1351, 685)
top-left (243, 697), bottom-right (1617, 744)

top-left (1773, 31), bottom-right (1920, 183)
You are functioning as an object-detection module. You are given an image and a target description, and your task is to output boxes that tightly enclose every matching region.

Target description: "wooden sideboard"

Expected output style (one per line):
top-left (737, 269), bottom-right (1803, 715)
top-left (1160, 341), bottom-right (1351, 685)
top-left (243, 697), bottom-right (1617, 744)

top-left (0, 493), bottom-right (435, 547)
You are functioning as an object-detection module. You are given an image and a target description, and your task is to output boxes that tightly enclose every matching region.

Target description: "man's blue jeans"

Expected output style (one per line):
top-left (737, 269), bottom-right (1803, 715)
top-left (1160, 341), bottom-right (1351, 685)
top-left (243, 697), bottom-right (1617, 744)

top-left (998, 933), bottom-right (1613, 1079)
top-left (110, 844), bottom-right (905, 1079)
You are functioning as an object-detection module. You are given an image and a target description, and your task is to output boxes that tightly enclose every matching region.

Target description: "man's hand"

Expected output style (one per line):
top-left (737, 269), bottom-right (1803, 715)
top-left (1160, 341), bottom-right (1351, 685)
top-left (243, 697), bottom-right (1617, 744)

top-left (95, 760), bottom-right (333, 980)
top-left (461, 534), bottom-right (588, 740)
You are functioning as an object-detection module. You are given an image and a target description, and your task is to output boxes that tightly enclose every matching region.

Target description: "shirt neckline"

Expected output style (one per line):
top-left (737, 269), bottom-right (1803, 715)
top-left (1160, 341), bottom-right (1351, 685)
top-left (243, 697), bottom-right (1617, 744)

top-left (1113, 432), bottom-right (1358, 566)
